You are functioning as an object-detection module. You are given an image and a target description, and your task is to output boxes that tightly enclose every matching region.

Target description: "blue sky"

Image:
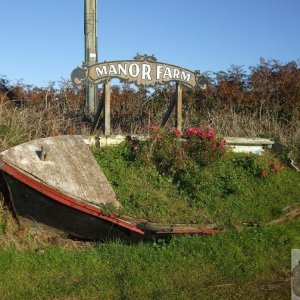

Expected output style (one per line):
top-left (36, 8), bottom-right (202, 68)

top-left (1, 0), bottom-right (299, 87)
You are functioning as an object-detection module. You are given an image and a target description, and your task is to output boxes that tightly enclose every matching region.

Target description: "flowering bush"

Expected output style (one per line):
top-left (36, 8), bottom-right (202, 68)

top-left (123, 126), bottom-right (288, 209)
top-left (127, 126), bottom-right (227, 179)
top-left (94, 127), bottom-right (294, 224)
top-left (183, 127), bottom-right (226, 168)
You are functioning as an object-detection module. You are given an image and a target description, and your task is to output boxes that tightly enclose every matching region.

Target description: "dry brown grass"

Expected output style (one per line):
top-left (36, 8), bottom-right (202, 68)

top-left (2, 91), bottom-right (298, 152)
top-left (201, 110), bottom-right (300, 165)
top-left (0, 102), bottom-right (90, 151)
top-left (198, 109), bottom-right (299, 142)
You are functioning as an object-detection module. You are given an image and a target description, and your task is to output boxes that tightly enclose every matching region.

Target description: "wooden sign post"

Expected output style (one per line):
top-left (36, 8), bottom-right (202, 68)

top-left (175, 83), bottom-right (183, 131)
top-left (84, 0), bottom-right (98, 114)
top-left (104, 82), bottom-right (111, 136)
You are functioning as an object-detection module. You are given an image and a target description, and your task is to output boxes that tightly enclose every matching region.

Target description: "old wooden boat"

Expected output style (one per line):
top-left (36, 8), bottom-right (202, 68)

top-left (0, 135), bottom-right (217, 241)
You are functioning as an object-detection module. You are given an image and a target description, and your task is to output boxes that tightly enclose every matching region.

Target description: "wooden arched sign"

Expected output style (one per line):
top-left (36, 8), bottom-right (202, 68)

top-left (71, 55), bottom-right (208, 135)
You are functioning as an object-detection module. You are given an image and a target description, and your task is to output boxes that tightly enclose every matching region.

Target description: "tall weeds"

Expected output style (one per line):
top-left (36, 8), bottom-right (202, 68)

top-left (0, 102), bottom-right (90, 151)
top-left (0, 84), bottom-right (299, 161)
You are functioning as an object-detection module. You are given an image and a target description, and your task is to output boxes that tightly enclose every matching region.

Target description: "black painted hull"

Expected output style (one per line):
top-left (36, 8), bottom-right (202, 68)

top-left (2, 173), bottom-right (142, 241)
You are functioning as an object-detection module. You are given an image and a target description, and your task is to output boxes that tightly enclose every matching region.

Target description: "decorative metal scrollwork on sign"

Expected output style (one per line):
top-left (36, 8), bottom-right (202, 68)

top-left (71, 54), bottom-right (208, 90)
top-left (71, 67), bottom-right (88, 85)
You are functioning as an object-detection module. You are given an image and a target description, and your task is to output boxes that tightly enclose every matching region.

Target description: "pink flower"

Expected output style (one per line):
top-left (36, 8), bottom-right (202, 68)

top-left (173, 129), bottom-right (182, 136)
top-left (269, 161), bottom-right (280, 173)
top-left (207, 128), bottom-right (216, 141)
top-left (269, 161), bottom-right (276, 168)
top-left (199, 130), bottom-right (207, 140)
top-left (133, 145), bottom-right (139, 151)
top-left (262, 168), bottom-right (267, 177)
top-left (187, 127), bottom-right (200, 136)
top-left (149, 125), bottom-right (159, 131)
top-left (217, 140), bottom-right (226, 149)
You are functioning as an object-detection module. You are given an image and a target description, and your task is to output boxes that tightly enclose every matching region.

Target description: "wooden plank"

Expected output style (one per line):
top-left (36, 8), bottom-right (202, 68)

top-left (0, 135), bottom-right (120, 208)
top-left (104, 82), bottom-right (111, 136)
top-left (175, 83), bottom-right (182, 130)
top-left (224, 137), bottom-right (274, 146)
top-left (91, 88), bottom-right (105, 134)
top-left (161, 93), bottom-right (176, 127)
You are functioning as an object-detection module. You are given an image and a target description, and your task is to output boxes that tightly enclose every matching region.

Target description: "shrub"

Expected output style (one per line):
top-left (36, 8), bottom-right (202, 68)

top-left (126, 126), bottom-right (226, 180)
top-left (94, 126), bottom-right (295, 225)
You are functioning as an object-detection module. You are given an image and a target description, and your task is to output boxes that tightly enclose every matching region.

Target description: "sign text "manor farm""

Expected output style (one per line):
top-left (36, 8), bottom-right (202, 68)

top-left (71, 55), bottom-right (207, 89)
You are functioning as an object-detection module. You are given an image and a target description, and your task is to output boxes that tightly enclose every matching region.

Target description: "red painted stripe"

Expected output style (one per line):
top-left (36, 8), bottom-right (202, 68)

top-left (0, 162), bottom-right (145, 235)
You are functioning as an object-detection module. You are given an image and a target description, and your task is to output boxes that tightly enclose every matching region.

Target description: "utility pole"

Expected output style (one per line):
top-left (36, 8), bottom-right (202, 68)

top-left (84, 0), bottom-right (98, 115)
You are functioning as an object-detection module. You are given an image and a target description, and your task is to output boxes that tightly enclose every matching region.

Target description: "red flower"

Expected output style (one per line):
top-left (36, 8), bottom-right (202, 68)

top-left (217, 140), bottom-right (226, 149)
top-left (280, 162), bottom-right (284, 168)
top-left (271, 162), bottom-right (279, 174)
top-left (149, 125), bottom-right (159, 131)
top-left (262, 168), bottom-right (268, 177)
top-left (207, 128), bottom-right (216, 141)
top-left (173, 129), bottom-right (182, 136)
top-left (187, 127), bottom-right (200, 136)
top-left (199, 130), bottom-right (207, 140)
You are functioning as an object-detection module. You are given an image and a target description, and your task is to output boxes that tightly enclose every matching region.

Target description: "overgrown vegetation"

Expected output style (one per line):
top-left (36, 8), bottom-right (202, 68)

top-left (0, 79), bottom-right (89, 151)
top-left (1, 58), bottom-right (300, 163)
top-left (0, 58), bottom-right (300, 299)
top-left (94, 127), bottom-right (300, 227)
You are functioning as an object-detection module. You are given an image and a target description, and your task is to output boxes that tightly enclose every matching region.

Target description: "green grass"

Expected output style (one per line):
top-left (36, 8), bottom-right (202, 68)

top-left (93, 144), bottom-right (300, 228)
top-left (94, 145), bottom-right (202, 223)
top-left (0, 143), bottom-right (299, 299)
top-left (0, 219), bottom-right (299, 299)
top-left (1, 135), bottom-right (300, 299)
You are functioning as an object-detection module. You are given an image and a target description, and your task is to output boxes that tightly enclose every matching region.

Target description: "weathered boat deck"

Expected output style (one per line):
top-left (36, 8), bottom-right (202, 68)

top-left (0, 135), bottom-right (120, 209)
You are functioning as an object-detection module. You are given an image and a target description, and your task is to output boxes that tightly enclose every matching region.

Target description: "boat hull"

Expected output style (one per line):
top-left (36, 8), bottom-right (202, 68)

top-left (2, 172), bottom-right (142, 241)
